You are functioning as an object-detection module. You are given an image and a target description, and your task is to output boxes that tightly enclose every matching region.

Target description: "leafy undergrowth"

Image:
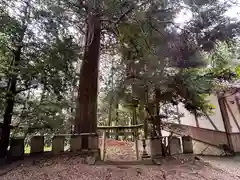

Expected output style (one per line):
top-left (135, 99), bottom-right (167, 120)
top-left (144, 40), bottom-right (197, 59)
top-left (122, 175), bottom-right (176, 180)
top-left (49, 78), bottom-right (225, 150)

top-left (1, 139), bottom-right (239, 180)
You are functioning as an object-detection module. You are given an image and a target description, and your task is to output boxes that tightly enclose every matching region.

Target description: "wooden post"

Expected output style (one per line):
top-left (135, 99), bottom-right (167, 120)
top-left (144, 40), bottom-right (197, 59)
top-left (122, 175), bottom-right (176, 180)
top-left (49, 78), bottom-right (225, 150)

top-left (101, 130), bottom-right (106, 160)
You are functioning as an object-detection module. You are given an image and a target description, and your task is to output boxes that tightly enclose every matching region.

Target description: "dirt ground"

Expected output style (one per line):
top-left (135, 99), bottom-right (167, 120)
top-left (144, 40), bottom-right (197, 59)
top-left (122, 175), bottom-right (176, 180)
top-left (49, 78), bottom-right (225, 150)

top-left (201, 156), bottom-right (240, 178)
top-left (0, 140), bottom-right (240, 180)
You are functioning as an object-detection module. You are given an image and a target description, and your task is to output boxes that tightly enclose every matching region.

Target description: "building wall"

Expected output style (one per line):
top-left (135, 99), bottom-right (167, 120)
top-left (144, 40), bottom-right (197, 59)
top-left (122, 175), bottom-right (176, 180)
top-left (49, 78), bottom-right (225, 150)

top-left (163, 92), bottom-right (240, 154)
top-left (200, 95), bottom-right (225, 131)
top-left (193, 140), bottom-right (224, 156)
top-left (177, 94), bottom-right (226, 132)
top-left (178, 103), bottom-right (197, 127)
top-left (163, 124), bottom-right (229, 155)
top-left (161, 91), bottom-right (240, 154)
top-left (230, 133), bottom-right (240, 152)
top-left (164, 123), bottom-right (228, 146)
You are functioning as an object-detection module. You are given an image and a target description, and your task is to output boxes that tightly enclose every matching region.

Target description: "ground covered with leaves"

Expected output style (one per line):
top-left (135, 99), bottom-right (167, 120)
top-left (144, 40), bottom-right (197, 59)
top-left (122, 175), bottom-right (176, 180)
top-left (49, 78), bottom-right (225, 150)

top-left (1, 140), bottom-right (240, 180)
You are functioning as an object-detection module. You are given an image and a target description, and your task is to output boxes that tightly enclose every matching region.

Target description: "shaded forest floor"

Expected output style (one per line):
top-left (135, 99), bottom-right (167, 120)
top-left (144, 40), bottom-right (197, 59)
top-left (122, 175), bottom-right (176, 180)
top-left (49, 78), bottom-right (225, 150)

top-left (1, 139), bottom-right (240, 180)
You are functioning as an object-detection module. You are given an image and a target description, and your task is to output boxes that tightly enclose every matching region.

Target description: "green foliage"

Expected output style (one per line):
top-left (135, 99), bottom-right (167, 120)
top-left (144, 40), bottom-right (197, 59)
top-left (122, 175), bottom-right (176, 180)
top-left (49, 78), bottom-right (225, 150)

top-left (103, 0), bottom-right (240, 120)
top-left (24, 146), bottom-right (51, 154)
top-left (0, 0), bottom-right (239, 142)
top-left (0, 0), bottom-right (80, 139)
top-left (235, 65), bottom-right (240, 78)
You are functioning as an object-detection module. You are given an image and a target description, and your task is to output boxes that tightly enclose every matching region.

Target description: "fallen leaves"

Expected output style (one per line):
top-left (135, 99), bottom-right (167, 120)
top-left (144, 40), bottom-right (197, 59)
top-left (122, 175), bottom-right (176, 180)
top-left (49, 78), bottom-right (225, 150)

top-left (0, 140), bottom-right (240, 180)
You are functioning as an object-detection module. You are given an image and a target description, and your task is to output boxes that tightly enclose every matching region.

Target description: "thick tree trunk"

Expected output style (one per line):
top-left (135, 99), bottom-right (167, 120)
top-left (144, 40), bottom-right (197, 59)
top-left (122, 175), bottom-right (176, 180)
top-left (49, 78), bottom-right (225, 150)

top-left (0, 48), bottom-right (21, 158)
top-left (0, 2), bottom-right (29, 158)
top-left (74, 10), bottom-right (101, 148)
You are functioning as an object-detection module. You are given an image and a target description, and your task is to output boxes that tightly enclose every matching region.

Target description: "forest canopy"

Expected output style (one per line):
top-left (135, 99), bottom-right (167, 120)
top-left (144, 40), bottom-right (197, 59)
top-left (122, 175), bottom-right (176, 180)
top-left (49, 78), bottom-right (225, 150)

top-left (0, 0), bottom-right (240, 157)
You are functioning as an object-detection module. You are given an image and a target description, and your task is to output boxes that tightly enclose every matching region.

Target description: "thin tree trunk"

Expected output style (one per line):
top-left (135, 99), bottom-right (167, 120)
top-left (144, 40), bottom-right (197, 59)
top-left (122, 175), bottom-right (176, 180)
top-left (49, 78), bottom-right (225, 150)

top-left (115, 101), bottom-right (119, 140)
top-left (74, 6), bottom-right (101, 148)
top-left (70, 85), bottom-right (75, 134)
top-left (155, 88), bottom-right (165, 156)
top-left (176, 104), bottom-right (180, 124)
top-left (107, 97), bottom-right (113, 138)
top-left (107, 59), bottom-right (114, 138)
top-left (12, 89), bottom-right (31, 137)
top-left (155, 88), bottom-right (162, 135)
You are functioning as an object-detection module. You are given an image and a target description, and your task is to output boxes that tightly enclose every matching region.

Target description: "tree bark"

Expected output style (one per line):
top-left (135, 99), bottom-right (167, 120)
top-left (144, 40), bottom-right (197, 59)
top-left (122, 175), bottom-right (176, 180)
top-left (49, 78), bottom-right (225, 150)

top-left (74, 8), bottom-right (101, 148)
top-left (115, 101), bottom-right (119, 140)
top-left (0, 1), bottom-right (29, 158)
top-left (155, 88), bottom-right (165, 156)
top-left (106, 97), bottom-right (113, 138)
top-left (0, 47), bottom-right (21, 158)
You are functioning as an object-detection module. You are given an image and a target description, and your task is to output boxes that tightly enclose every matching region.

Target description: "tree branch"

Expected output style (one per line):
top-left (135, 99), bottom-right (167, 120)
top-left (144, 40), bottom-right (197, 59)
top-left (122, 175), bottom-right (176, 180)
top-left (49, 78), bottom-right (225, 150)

top-left (64, 0), bottom-right (88, 13)
top-left (101, 0), bottom-right (150, 26)
top-left (15, 84), bottom-right (38, 94)
top-left (115, 6), bottom-right (135, 25)
top-left (100, 6), bottom-right (134, 25)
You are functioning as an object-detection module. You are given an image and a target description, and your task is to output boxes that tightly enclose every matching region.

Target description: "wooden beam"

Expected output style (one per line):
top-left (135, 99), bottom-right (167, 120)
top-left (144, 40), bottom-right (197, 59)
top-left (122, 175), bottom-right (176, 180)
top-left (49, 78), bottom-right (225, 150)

top-left (54, 133), bottom-right (98, 136)
top-left (107, 132), bottom-right (140, 136)
top-left (224, 99), bottom-right (240, 132)
top-left (218, 96), bottom-right (235, 154)
top-left (204, 112), bottom-right (218, 131)
top-left (235, 96), bottom-right (240, 118)
top-left (97, 124), bottom-right (144, 130)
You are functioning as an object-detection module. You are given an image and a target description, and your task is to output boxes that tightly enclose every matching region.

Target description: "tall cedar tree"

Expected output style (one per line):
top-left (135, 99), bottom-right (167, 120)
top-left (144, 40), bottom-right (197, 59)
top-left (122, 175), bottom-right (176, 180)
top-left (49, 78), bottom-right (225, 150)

top-left (74, 2), bottom-right (101, 148)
